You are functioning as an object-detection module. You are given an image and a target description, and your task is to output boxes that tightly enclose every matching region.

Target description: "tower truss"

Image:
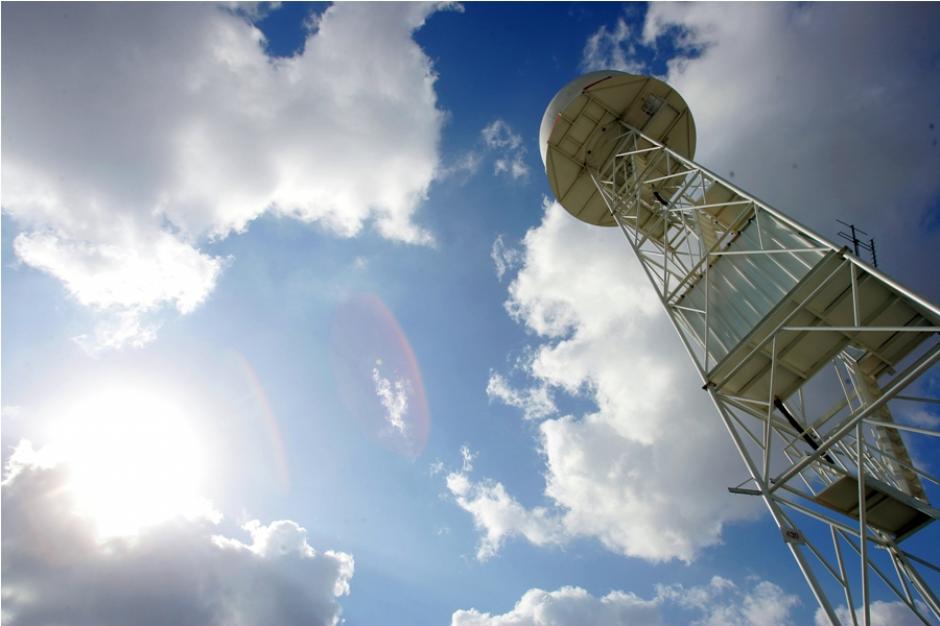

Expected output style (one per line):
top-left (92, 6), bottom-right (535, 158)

top-left (542, 72), bottom-right (940, 626)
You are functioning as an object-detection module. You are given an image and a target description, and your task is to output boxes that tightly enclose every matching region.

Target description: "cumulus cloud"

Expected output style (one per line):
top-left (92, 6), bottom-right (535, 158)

top-left (486, 371), bottom-right (555, 421)
top-left (12, 229), bottom-right (225, 314)
top-left (2, 2), bottom-right (450, 348)
top-left (453, 4), bottom-right (940, 566)
top-left (494, 157), bottom-right (529, 181)
top-left (659, 578), bottom-right (800, 626)
top-left (439, 120), bottom-right (529, 185)
top-left (638, 3), bottom-right (940, 292)
top-left (438, 150), bottom-right (484, 183)
top-left (460, 444), bottom-right (478, 473)
top-left (814, 601), bottom-right (933, 626)
top-left (490, 234), bottom-right (522, 281)
top-left (372, 360), bottom-right (411, 434)
top-left (481, 120), bottom-right (520, 150)
top-left (907, 409), bottom-right (940, 429)
top-left (453, 201), bottom-right (757, 562)
top-left (451, 577), bottom-right (801, 626)
top-left (446, 468), bottom-right (565, 561)
top-left (482, 120), bottom-right (529, 180)
top-left (452, 586), bottom-right (663, 626)
top-left (581, 17), bottom-right (647, 75)
top-left (1, 439), bottom-right (354, 626)
top-left (580, 4), bottom-right (940, 292)
top-left (446, 445), bottom-right (565, 561)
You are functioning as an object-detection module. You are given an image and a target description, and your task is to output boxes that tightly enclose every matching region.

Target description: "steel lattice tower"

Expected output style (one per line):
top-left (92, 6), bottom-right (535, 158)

top-left (540, 71), bottom-right (940, 626)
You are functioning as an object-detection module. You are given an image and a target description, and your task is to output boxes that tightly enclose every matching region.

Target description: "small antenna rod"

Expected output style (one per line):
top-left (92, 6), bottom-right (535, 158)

top-left (837, 219), bottom-right (879, 267)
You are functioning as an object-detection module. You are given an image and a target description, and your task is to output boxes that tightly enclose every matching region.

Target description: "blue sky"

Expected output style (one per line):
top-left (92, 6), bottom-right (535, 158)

top-left (3, 3), bottom-right (940, 625)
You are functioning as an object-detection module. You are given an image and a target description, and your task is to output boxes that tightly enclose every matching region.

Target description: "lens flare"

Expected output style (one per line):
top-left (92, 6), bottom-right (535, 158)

top-left (231, 351), bottom-right (291, 492)
top-left (329, 294), bottom-right (430, 458)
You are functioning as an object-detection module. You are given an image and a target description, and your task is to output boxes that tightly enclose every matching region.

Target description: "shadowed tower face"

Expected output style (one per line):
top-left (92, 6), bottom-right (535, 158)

top-left (541, 70), bottom-right (940, 626)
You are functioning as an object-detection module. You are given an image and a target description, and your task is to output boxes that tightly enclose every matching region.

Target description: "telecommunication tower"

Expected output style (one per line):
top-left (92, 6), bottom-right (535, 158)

top-left (540, 71), bottom-right (939, 625)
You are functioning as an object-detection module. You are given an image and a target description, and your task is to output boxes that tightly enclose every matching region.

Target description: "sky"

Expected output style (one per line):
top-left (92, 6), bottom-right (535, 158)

top-left (2, 2), bottom-right (940, 625)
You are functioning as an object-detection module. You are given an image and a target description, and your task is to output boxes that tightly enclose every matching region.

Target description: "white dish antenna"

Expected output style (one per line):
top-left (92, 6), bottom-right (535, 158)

top-left (540, 70), bottom-right (696, 227)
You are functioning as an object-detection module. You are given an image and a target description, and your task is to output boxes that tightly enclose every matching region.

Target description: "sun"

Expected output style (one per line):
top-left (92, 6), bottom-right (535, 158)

top-left (56, 384), bottom-right (216, 539)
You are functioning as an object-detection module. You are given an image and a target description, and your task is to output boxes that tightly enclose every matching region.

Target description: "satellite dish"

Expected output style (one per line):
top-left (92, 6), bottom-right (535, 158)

top-left (539, 70), bottom-right (696, 227)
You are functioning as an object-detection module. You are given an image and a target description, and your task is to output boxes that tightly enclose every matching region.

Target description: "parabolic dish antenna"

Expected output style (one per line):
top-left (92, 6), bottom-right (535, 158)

top-left (540, 70), bottom-right (696, 227)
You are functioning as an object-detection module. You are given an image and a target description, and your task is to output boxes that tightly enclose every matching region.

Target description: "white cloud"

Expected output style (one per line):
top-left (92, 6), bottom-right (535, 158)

top-left (453, 586), bottom-right (664, 626)
top-left (439, 150), bottom-right (484, 182)
top-left (639, 3), bottom-right (940, 288)
top-left (457, 4), bottom-right (940, 566)
top-left (482, 119), bottom-right (529, 180)
top-left (2, 2), bottom-right (450, 348)
top-left (581, 17), bottom-right (647, 74)
top-left (490, 235), bottom-right (521, 281)
top-left (451, 577), bottom-right (801, 626)
top-left (460, 444), bottom-right (478, 473)
top-left (462, 201), bottom-right (757, 563)
top-left (1, 439), bottom-right (354, 626)
top-left (579, 5), bottom-right (940, 289)
top-left (445, 469), bottom-right (565, 561)
top-left (663, 578), bottom-right (800, 626)
top-left (905, 409), bottom-right (940, 429)
top-left (1, 406), bottom-right (25, 421)
top-left (74, 310), bottom-right (162, 353)
top-left (486, 371), bottom-right (556, 421)
top-left (12, 230), bottom-right (225, 314)
top-left (441, 120), bottom-right (529, 186)
top-left (482, 120), bottom-right (522, 150)
top-left (493, 156), bottom-right (529, 180)
top-left (815, 601), bottom-right (932, 626)
top-left (372, 361), bottom-right (411, 434)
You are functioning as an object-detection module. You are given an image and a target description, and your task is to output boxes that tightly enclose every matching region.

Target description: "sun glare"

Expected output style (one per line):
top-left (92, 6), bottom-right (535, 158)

top-left (56, 385), bottom-right (215, 539)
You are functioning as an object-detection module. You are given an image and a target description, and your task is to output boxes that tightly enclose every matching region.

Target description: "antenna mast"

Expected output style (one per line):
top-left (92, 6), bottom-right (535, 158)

top-left (837, 220), bottom-right (879, 268)
top-left (540, 71), bottom-right (939, 626)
